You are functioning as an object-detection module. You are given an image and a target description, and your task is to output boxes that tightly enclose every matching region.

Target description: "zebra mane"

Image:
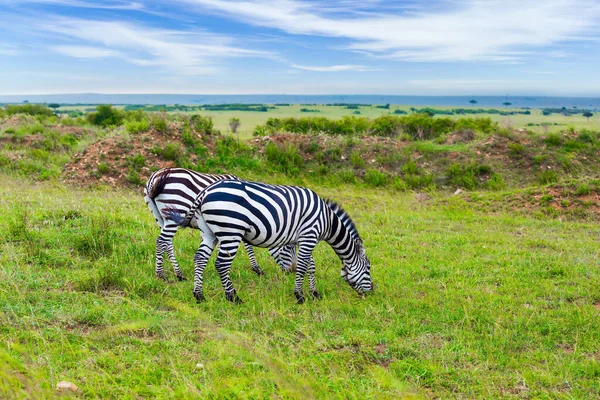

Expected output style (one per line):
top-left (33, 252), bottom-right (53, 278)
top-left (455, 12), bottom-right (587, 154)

top-left (324, 198), bottom-right (362, 243)
top-left (147, 167), bottom-right (172, 200)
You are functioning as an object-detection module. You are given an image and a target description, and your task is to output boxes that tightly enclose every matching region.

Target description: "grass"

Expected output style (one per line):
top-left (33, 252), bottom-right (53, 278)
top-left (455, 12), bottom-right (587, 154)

top-left (1, 175), bottom-right (599, 398)
top-left (58, 104), bottom-right (600, 139)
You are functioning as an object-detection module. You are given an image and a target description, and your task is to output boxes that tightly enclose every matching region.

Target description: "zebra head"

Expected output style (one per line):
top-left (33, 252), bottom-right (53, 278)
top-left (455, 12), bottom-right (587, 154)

top-left (340, 239), bottom-right (372, 293)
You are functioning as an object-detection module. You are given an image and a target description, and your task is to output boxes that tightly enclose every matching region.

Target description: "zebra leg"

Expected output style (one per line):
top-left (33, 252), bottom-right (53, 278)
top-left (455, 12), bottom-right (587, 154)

top-left (155, 223), bottom-right (186, 281)
top-left (307, 256), bottom-right (320, 299)
top-left (294, 241), bottom-right (317, 304)
top-left (243, 242), bottom-right (264, 276)
top-left (192, 239), bottom-right (216, 302)
top-left (215, 238), bottom-right (243, 304)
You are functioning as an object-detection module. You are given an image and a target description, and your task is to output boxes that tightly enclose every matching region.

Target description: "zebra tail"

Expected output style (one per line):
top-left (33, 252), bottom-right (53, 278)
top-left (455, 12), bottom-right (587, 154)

top-left (147, 167), bottom-right (171, 200)
top-left (162, 207), bottom-right (187, 226)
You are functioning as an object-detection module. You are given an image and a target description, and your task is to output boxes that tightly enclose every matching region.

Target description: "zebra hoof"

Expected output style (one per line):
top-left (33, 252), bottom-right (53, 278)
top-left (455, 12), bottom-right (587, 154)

top-left (295, 292), bottom-right (305, 304)
top-left (193, 292), bottom-right (205, 303)
top-left (226, 290), bottom-right (243, 304)
top-left (311, 291), bottom-right (321, 299)
top-left (177, 275), bottom-right (187, 282)
top-left (156, 273), bottom-right (167, 281)
top-left (253, 268), bottom-right (265, 276)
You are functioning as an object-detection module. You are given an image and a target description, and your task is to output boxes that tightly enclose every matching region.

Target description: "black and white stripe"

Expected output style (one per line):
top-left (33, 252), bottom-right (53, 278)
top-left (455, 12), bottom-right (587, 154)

top-left (164, 179), bottom-right (372, 303)
top-left (144, 168), bottom-right (294, 280)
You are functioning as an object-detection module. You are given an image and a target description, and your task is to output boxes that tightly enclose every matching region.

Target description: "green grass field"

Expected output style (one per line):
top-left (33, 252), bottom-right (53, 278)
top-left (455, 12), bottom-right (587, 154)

top-left (1, 175), bottom-right (599, 398)
top-left (58, 104), bottom-right (600, 139)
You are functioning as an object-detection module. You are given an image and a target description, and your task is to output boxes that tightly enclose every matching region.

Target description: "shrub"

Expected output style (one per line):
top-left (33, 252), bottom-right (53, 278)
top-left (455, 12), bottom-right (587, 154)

top-left (576, 184), bottom-right (591, 196)
top-left (532, 155), bottom-right (548, 165)
top-left (151, 143), bottom-right (182, 161)
top-left (337, 169), bottom-right (356, 184)
top-left (364, 169), bottom-right (388, 187)
top-left (404, 174), bottom-right (434, 189)
top-left (265, 142), bottom-right (303, 176)
top-left (97, 162), bottom-right (110, 175)
top-left (401, 160), bottom-right (419, 175)
top-left (190, 115), bottom-right (216, 135)
top-left (228, 117), bottom-right (241, 133)
top-left (149, 112), bottom-right (168, 132)
top-left (86, 105), bottom-right (125, 127)
top-left (446, 162), bottom-right (492, 190)
top-left (508, 143), bottom-right (526, 156)
top-left (350, 151), bottom-right (365, 169)
top-left (125, 118), bottom-right (150, 134)
top-left (538, 170), bottom-right (558, 185)
top-left (5, 104), bottom-right (54, 117)
top-left (127, 169), bottom-right (144, 186)
top-left (486, 173), bottom-right (505, 190)
top-left (543, 133), bottom-right (562, 146)
top-left (127, 154), bottom-right (146, 171)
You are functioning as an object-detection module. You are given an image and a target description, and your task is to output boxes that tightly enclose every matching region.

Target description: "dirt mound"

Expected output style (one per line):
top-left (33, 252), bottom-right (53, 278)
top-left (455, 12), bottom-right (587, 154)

top-left (0, 115), bottom-right (36, 129)
top-left (63, 127), bottom-right (210, 189)
top-left (445, 129), bottom-right (475, 144)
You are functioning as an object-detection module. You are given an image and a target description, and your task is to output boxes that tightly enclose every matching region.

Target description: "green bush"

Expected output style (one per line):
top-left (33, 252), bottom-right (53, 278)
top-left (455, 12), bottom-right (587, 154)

top-left (86, 105), bottom-right (125, 127)
top-left (543, 134), bottom-right (562, 147)
top-left (350, 151), bottom-right (365, 168)
top-left (364, 169), bottom-right (388, 187)
top-left (265, 142), bottom-right (303, 176)
top-left (486, 173), bottom-right (505, 190)
top-left (404, 174), bottom-right (434, 189)
top-left (151, 143), bottom-right (182, 161)
top-left (576, 184), bottom-right (591, 196)
top-left (127, 154), bottom-right (146, 171)
top-left (446, 162), bottom-right (492, 190)
top-left (149, 112), bottom-right (168, 132)
top-left (4, 104), bottom-right (54, 117)
top-left (190, 115), bottom-right (216, 135)
top-left (508, 143), bottom-right (526, 156)
top-left (97, 162), bottom-right (110, 175)
top-left (538, 170), bottom-right (558, 185)
top-left (125, 119), bottom-right (149, 134)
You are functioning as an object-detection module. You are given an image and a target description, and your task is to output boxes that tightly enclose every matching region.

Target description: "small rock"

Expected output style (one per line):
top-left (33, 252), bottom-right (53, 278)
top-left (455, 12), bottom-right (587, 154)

top-left (415, 193), bottom-right (430, 202)
top-left (56, 381), bottom-right (79, 392)
top-left (341, 155), bottom-right (346, 160)
top-left (196, 363), bottom-right (204, 369)
top-left (453, 189), bottom-right (463, 196)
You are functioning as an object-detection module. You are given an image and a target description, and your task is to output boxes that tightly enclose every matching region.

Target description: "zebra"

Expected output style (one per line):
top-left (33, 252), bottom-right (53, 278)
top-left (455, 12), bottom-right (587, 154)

top-left (163, 179), bottom-right (373, 304)
top-left (144, 168), bottom-right (296, 281)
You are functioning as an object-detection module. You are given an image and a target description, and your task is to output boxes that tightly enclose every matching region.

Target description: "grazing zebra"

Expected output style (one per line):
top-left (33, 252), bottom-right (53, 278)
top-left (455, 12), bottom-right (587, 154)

top-left (144, 168), bottom-right (295, 281)
top-left (163, 179), bottom-right (373, 304)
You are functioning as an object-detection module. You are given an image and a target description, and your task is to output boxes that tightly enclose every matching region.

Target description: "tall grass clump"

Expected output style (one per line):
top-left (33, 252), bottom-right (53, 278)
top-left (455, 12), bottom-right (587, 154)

top-left (446, 162), bottom-right (492, 190)
top-left (265, 142), bottom-right (303, 176)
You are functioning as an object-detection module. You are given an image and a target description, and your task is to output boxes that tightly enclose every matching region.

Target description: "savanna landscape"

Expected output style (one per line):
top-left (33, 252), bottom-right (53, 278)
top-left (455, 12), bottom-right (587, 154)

top-left (1, 102), bottom-right (599, 398)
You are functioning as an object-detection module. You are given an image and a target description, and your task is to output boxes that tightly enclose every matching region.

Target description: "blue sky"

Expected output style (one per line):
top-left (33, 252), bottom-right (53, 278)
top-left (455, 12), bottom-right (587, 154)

top-left (1, 0), bottom-right (600, 95)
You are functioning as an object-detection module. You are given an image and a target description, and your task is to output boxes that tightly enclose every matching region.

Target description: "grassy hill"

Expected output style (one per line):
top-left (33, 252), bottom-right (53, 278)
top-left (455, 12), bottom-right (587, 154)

top-left (1, 105), bottom-right (599, 398)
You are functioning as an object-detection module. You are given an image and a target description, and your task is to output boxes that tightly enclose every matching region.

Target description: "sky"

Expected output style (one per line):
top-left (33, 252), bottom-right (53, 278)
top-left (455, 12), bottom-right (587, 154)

top-left (1, 0), bottom-right (600, 96)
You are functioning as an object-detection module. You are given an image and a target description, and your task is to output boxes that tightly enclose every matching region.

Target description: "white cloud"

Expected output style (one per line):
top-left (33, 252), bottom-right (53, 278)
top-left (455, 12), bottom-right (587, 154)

top-left (0, 43), bottom-right (20, 55)
top-left (180, 0), bottom-right (600, 62)
top-left (50, 45), bottom-right (121, 58)
top-left (36, 17), bottom-right (275, 75)
top-left (292, 64), bottom-right (372, 72)
top-left (0, 0), bottom-right (144, 10)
